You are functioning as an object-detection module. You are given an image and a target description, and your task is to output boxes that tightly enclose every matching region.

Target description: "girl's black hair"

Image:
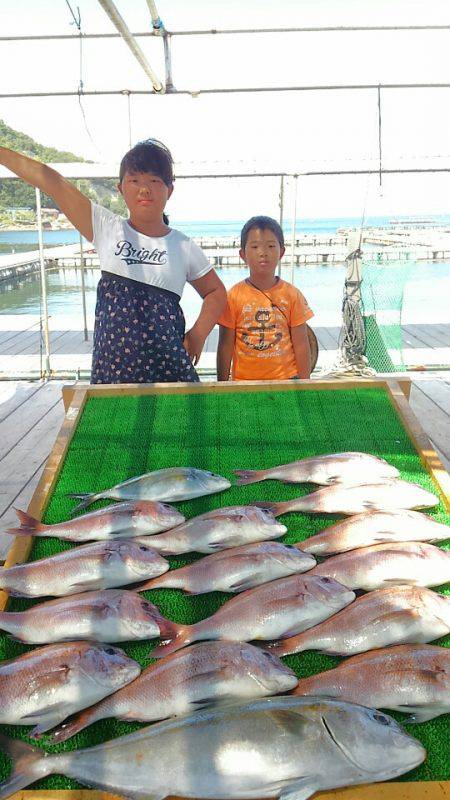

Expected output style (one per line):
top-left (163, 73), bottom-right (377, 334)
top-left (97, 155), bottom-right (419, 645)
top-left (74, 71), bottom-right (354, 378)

top-left (119, 138), bottom-right (174, 186)
top-left (240, 216), bottom-right (285, 249)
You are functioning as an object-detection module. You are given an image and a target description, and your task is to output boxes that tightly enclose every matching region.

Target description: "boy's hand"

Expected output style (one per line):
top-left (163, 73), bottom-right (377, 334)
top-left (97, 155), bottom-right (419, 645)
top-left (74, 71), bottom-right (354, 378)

top-left (184, 328), bottom-right (206, 366)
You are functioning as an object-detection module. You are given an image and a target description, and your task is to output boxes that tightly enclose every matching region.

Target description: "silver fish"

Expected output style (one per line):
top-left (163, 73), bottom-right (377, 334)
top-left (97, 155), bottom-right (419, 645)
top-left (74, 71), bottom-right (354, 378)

top-left (297, 509), bottom-right (450, 555)
top-left (47, 641), bottom-right (298, 743)
top-left (0, 641), bottom-right (140, 737)
top-left (234, 451), bottom-right (400, 486)
top-left (0, 696), bottom-right (426, 800)
top-left (0, 539), bottom-right (169, 597)
top-left (261, 478), bottom-right (439, 516)
top-left (69, 467), bottom-right (231, 512)
top-left (6, 501), bottom-right (185, 542)
top-left (134, 505), bottom-right (287, 555)
top-left (150, 574), bottom-right (355, 658)
top-left (139, 541), bottom-right (315, 594)
top-left (308, 541), bottom-right (450, 591)
top-left (0, 589), bottom-right (180, 644)
top-left (267, 585), bottom-right (450, 658)
top-left (294, 644), bottom-right (450, 724)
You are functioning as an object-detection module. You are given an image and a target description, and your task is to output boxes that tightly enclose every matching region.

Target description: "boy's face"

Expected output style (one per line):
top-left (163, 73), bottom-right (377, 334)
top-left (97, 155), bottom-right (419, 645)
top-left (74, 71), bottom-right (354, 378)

top-left (118, 170), bottom-right (173, 222)
top-left (240, 227), bottom-right (285, 277)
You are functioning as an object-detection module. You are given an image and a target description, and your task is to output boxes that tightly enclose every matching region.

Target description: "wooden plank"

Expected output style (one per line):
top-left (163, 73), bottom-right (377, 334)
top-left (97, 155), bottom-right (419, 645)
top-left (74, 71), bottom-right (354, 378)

top-left (0, 399), bottom-right (65, 519)
top-left (401, 326), bottom-right (429, 349)
top-left (409, 324), bottom-right (450, 348)
top-left (18, 330), bottom-right (68, 356)
top-left (0, 462), bottom-right (46, 563)
top-left (403, 324), bottom-right (442, 349)
top-left (409, 384), bottom-right (450, 467)
top-left (0, 381), bottom-right (44, 423)
top-left (387, 382), bottom-right (450, 509)
top-left (0, 381), bottom-right (62, 461)
top-left (413, 378), bottom-right (450, 417)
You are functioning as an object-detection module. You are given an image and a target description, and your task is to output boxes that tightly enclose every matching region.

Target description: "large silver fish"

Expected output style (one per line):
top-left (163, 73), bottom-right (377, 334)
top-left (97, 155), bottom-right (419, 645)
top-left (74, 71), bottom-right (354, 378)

top-left (0, 696), bottom-right (426, 800)
top-left (150, 574), bottom-right (355, 659)
top-left (0, 540), bottom-right (169, 597)
top-left (267, 585), bottom-right (450, 658)
top-left (134, 505), bottom-right (287, 555)
top-left (0, 589), bottom-right (180, 644)
top-left (139, 541), bottom-right (315, 594)
top-left (261, 478), bottom-right (438, 516)
top-left (234, 451), bottom-right (400, 486)
top-left (47, 641), bottom-right (298, 743)
top-left (69, 467), bottom-right (231, 512)
top-left (308, 541), bottom-right (450, 591)
top-left (294, 644), bottom-right (450, 723)
top-left (6, 501), bottom-right (185, 542)
top-left (0, 641), bottom-right (140, 737)
top-left (297, 509), bottom-right (450, 555)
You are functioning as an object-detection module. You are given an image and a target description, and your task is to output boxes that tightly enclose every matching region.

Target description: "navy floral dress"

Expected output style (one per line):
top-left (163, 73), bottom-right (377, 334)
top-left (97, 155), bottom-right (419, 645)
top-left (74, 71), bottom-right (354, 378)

top-left (91, 272), bottom-right (199, 384)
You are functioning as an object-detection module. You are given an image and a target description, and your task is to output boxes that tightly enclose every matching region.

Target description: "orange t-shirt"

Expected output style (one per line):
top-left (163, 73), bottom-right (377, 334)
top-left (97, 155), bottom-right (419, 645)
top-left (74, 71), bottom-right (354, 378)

top-left (218, 278), bottom-right (314, 380)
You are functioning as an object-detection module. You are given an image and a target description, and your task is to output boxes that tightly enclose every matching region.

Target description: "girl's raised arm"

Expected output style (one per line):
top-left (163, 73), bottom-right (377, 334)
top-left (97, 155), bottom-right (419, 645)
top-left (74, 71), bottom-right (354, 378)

top-left (0, 146), bottom-right (93, 241)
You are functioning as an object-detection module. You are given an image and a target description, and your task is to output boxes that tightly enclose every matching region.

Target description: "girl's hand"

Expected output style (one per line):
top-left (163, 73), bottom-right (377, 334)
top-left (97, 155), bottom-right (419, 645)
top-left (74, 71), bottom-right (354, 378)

top-left (184, 328), bottom-right (206, 366)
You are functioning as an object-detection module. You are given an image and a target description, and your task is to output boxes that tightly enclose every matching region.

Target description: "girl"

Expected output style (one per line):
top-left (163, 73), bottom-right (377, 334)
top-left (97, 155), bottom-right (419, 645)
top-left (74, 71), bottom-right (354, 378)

top-left (0, 139), bottom-right (226, 383)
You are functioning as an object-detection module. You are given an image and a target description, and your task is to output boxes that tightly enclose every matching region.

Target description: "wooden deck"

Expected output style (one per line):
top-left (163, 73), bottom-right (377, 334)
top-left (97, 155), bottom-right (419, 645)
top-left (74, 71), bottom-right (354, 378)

top-left (0, 374), bottom-right (449, 562)
top-left (0, 319), bottom-right (449, 376)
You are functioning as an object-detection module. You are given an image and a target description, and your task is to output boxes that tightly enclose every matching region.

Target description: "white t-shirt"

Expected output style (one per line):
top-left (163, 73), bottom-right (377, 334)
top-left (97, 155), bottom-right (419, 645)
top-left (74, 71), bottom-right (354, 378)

top-left (91, 203), bottom-right (212, 297)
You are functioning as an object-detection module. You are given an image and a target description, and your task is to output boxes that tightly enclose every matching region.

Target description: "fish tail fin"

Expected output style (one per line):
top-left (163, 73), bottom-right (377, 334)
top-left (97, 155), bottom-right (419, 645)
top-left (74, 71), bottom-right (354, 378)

top-left (150, 623), bottom-right (195, 659)
top-left (253, 500), bottom-right (297, 517)
top-left (137, 573), bottom-right (170, 592)
top-left (0, 733), bottom-right (53, 799)
top-left (233, 469), bottom-right (267, 486)
top-left (67, 493), bottom-right (103, 513)
top-left (7, 508), bottom-right (46, 537)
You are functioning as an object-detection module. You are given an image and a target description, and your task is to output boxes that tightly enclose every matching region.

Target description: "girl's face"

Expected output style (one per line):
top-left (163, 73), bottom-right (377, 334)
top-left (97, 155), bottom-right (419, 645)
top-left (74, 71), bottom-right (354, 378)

top-left (118, 170), bottom-right (173, 222)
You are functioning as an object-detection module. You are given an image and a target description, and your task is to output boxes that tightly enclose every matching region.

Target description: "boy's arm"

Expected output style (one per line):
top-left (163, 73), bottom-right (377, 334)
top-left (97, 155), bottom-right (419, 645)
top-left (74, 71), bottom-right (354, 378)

top-left (291, 324), bottom-right (312, 378)
top-left (0, 146), bottom-right (93, 241)
top-left (217, 325), bottom-right (235, 381)
top-left (185, 270), bottom-right (227, 365)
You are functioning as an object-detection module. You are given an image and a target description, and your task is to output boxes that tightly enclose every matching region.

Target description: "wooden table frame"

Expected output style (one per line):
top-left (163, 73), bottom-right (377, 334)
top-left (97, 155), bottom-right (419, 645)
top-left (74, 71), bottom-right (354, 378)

top-left (2, 378), bottom-right (449, 800)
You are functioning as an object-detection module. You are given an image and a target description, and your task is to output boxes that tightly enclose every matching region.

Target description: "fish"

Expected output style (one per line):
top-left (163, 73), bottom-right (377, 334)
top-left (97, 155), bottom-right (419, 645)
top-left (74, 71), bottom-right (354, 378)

top-left (69, 467), bottom-right (231, 512)
top-left (0, 589), bottom-right (180, 644)
top-left (266, 585), bottom-right (450, 658)
top-left (307, 541), bottom-right (450, 591)
top-left (259, 478), bottom-right (439, 516)
top-left (234, 451), bottom-right (400, 486)
top-left (139, 541), bottom-right (316, 594)
top-left (150, 574), bottom-right (355, 659)
top-left (6, 501), bottom-right (185, 542)
top-left (133, 505), bottom-right (287, 555)
top-left (0, 696), bottom-right (426, 800)
top-left (0, 641), bottom-right (140, 737)
top-left (294, 644), bottom-right (450, 724)
top-left (47, 641), bottom-right (298, 743)
top-left (0, 539), bottom-right (169, 598)
top-left (297, 509), bottom-right (450, 555)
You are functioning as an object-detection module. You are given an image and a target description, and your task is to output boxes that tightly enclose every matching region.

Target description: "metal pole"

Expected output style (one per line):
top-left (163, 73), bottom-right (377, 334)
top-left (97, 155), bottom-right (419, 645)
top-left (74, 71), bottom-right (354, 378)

top-left (79, 234), bottom-right (89, 341)
top-left (278, 175), bottom-right (284, 277)
top-left (35, 187), bottom-right (51, 378)
top-left (290, 175), bottom-right (298, 284)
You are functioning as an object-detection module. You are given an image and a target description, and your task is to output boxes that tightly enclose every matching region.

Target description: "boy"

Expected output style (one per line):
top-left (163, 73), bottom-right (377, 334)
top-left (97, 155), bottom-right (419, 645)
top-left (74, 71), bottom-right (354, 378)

top-left (217, 216), bottom-right (313, 381)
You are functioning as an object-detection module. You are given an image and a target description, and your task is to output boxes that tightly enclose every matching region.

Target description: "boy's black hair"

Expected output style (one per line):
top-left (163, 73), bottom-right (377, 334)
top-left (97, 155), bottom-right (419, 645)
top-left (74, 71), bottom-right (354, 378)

top-left (240, 216), bottom-right (284, 250)
top-left (119, 138), bottom-right (174, 186)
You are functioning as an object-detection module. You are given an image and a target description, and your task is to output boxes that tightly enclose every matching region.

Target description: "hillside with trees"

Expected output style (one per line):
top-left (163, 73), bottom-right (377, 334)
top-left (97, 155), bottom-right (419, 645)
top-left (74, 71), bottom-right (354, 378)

top-left (0, 119), bottom-right (125, 221)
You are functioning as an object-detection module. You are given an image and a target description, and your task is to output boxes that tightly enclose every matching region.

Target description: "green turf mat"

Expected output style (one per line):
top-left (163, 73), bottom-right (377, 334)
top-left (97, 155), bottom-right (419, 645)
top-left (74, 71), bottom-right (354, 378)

top-left (1, 386), bottom-right (449, 790)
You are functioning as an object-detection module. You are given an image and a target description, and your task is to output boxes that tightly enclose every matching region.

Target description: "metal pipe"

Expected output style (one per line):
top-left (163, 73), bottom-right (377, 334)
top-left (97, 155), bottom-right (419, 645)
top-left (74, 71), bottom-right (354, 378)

top-left (278, 175), bottom-right (284, 277)
top-left (3, 24), bottom-right (450, 41)
top-left (79, 233), bottom-right (89, 341)
top-left (96, 0), bottom-right (164, 92)
top-left (3, 81), bottom-right (450, 99)
top-left (35, 188), bottom-right (51, 378)
top-left (290, 175), bottom-right (298, 283)
top-left (146, 0), bottom-right (163, 31)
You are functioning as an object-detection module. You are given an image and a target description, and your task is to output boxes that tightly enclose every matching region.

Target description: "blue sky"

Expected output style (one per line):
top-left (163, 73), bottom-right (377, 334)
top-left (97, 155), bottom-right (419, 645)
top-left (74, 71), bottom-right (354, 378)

top-left (1, 0), bottom-right (450, 219)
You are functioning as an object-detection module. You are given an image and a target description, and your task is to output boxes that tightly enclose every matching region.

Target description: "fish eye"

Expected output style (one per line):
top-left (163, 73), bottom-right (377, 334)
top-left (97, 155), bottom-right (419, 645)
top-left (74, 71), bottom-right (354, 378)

top-left (320, 577), bottom-right (332, 583)
top-left (373, 712), bottom-right (390, 725)
top-left (104, 647), bottom-right (116, 655)
top-left (139, 545), bottom-right (150, 551)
